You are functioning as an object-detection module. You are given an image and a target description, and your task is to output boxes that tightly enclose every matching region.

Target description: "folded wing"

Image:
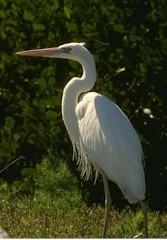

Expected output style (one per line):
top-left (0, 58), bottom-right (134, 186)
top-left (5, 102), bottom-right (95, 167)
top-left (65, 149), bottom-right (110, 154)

top-left (76, 92), bottom-right (146, 203)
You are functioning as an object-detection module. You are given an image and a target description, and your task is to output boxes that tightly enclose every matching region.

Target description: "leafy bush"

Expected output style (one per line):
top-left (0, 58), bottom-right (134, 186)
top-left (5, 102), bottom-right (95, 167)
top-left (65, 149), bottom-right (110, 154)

top-left (34, 158), bottom-right (82, 209)
top-left (0, 0), bottom-right (166, 210)
top-left (10, 157), bottom-right (82, 209)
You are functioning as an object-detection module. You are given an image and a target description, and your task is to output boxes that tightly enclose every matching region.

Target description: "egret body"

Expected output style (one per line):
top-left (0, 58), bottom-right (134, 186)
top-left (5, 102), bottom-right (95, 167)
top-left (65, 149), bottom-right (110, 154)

top-left (16, 43), bottom-right (147, 237)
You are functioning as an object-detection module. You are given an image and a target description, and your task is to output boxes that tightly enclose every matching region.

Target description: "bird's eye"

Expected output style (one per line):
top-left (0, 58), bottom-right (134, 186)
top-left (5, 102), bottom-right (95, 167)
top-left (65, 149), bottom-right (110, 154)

top-left (61, 47), bottom-right (72, 53)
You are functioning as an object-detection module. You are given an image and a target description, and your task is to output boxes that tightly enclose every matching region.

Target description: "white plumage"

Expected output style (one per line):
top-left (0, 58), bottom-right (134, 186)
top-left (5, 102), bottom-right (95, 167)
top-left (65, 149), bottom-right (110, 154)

top-left (76, 92), bottom-right (145, 203)
top-left (16, 42), bottom-right (147, 237)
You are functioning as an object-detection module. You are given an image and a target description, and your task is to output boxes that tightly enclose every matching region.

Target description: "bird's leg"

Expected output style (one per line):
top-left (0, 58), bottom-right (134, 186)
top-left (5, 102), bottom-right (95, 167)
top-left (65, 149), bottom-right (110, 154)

top-left (102, 174), bottom-right (112, 238)
top-left (140, 201), bottom-right (148, 238)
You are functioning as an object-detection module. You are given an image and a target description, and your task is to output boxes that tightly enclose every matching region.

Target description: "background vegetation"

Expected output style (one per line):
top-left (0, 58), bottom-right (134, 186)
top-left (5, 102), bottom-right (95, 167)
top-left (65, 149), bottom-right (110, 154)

top-left (0, 0), bottom-right (167, 237)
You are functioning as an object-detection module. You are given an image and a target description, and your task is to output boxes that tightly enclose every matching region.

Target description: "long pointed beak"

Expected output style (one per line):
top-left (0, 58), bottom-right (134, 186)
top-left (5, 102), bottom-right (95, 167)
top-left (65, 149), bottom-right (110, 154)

top-left (15, 47), bottom-right (57, 57)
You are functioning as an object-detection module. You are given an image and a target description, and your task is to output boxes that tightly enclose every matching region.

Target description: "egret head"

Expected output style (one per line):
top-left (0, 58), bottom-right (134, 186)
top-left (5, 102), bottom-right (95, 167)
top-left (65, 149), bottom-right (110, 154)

top-left (16, 42), bottom-right (88, 62)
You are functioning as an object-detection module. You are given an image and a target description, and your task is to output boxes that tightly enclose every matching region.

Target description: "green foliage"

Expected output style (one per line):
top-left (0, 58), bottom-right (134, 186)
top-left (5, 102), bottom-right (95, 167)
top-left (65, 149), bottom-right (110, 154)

top-left (10, 157), bottom-right (81, 209)
top-left (0, 192), bottom-right (167, 238)
top-left (34, 158), bottom-right (82, 209)
top-left (0, 0), bottom-right (166, 210)
top-left (35, 159), bottom-right (75, 193)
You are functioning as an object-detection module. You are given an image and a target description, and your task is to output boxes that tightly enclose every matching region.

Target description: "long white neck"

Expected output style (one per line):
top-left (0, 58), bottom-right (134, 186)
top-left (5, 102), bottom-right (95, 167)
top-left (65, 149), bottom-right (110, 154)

top-left (62, 52), bottom-right (96, 142)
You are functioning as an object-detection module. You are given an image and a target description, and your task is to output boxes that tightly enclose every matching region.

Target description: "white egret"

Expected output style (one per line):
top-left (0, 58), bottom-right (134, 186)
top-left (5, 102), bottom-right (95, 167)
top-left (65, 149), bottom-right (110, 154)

top-left (16, 43), bottom-right (148, 237)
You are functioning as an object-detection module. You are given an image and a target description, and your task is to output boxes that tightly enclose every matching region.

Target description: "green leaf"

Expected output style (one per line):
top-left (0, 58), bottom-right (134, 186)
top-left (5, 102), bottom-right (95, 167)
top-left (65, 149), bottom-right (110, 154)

top-left (68, 60), bottom-right (79, 70)
top-left (139, 63), bottom-right (147, 73)
top-left (0, 10), bottom-right (6, 18)
top-left (36, 78), bottom-right (47, 90)
top-left (64, 6), bottom-right (72, 19)
top-left (48, 78), bottom-right (56, 89)
top-left (113, 24), bottom-right (126, 33)
top-left (53, 1), bottom-right (59, 10)
top-left (33, 23), bottom-right (45, 31)
top-left (45, 111), bottom-right (57, 121)
top-left (0, 63), bottom-right (5, 69)
top-left (51, 96), bottom-right (59, 106)
top-left (21, 168), bottom-right (35, 177)
top-left (5, 117), bottom-right (15, 127)
top-left (115, 48), bottom-right (124, 55)
top-left (23, 11), bottom-right (35, 21)
top-left (13, 133), bottom-right (21, 142)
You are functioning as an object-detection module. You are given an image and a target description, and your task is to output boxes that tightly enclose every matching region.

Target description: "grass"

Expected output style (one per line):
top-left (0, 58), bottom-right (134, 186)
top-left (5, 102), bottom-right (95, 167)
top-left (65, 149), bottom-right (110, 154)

top-left (0, 190), bottom-right (167, 238)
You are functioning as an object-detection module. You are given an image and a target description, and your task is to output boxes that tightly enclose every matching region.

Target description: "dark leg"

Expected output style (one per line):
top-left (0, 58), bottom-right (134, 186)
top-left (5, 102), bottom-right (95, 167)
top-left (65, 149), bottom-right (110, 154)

top-left (140, 201), bottom-right (148, 238)
top-left (102, 174), bottom-right (112, 238)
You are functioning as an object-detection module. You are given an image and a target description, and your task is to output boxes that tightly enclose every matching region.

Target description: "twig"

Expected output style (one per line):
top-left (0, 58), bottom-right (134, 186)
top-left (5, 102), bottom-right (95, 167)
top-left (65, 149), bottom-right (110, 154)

top-left (0, 156), bottom-right (25, 174)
